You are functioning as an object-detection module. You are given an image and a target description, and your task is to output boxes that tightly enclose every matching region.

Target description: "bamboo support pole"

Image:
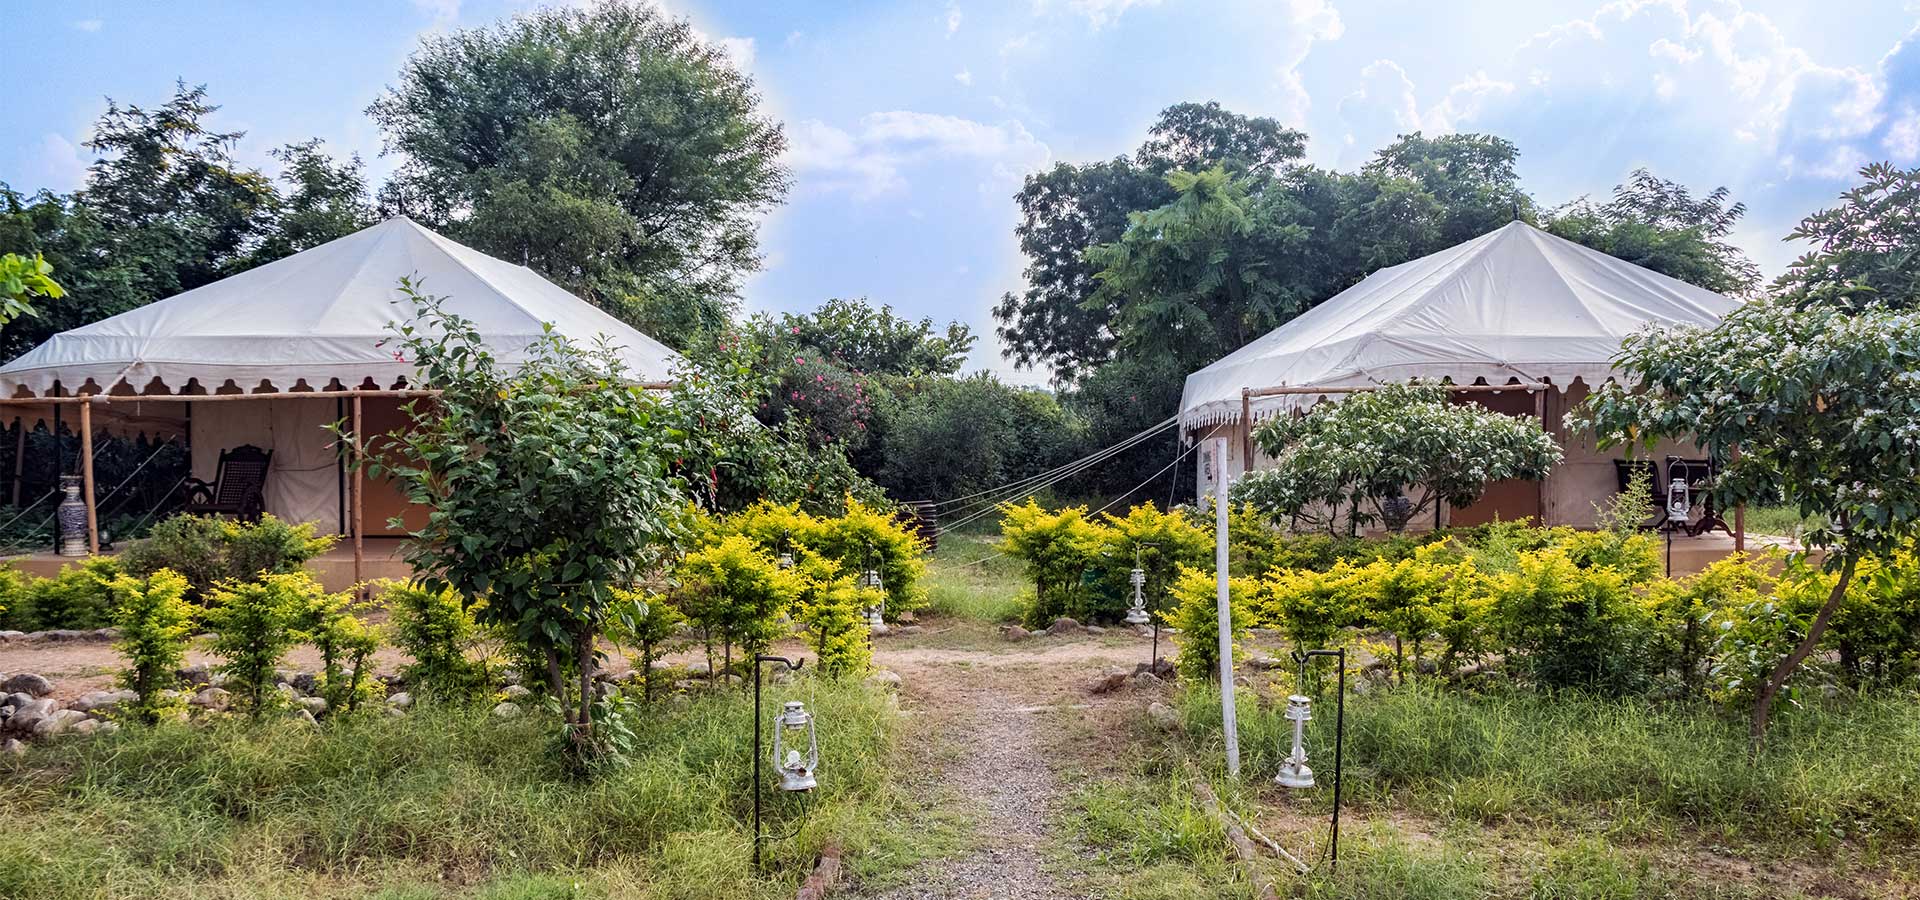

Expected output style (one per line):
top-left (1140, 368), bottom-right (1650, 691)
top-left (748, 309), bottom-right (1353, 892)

top-left (80, 399), bottom-right (99, 554)
top-left (1535, 388), bottom-right (1550, 526)
top-left (351, 395), bottom-right (364, 587)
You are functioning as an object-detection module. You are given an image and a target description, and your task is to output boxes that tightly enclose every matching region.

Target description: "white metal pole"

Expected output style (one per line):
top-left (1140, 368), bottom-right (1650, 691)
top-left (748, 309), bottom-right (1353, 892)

top-left (1214, 437), bottom-right (1241, 777)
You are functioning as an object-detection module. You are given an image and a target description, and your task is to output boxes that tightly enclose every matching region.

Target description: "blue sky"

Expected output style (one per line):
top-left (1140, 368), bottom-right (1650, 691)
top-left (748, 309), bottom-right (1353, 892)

top-left (6, 0), bottom-right (1920, 383)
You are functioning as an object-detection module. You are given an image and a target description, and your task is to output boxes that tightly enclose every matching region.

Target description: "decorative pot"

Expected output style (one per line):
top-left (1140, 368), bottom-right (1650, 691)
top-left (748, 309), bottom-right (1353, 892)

top-left (56, 475), bottom-right (88, 556)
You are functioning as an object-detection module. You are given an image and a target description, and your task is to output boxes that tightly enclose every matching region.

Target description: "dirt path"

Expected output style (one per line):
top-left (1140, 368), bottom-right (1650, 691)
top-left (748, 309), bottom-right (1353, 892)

top-left (857, 625), bottom-right (1164, 899)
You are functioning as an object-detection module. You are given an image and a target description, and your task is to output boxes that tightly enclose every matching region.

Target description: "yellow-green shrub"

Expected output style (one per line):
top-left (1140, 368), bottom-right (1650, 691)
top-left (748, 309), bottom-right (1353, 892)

top-left (205, 572), bottom-right (317, 717)
top-left (1493, 549), bottom-right (1657, 694)
top-left (0, 557), bottom-right (122, 631)
top-left (794, 561), bottom-right (873, 677)
top-left (302, 585), bottom-right (381, 714)
top-left (676, 533), bottom-right (797, 675)
top-left (109, 568), bottom-right (195, 723)
top-left (383, 581), bottom-right (489, 700)
top-left (810, 497), bottom-right (928, 619)
top-left (1168, 564), bottom-right (1256, 682)
top-left (1255, 561), bottom-right (1366, 652)
top-left (1092, 503), bottom-right (1211, 623)
top-left (1646, 551), bottom-right (1778, 697)
top-left (998, 498), bottom-right (1106, 627)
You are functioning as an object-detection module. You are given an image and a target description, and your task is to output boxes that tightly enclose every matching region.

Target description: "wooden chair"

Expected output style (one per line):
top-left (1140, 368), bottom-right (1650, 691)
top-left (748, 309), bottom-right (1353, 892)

top-left (182, 444), bottom-right (273, 521)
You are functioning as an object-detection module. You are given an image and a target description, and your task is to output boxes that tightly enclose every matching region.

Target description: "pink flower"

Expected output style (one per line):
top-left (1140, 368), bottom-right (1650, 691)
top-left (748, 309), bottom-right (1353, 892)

top-left (791, 326), bottom-right (800, 334)
top-left (815, 374), bottom-right (824, 383)
top-left (795, 356), bottom-right (806, 365)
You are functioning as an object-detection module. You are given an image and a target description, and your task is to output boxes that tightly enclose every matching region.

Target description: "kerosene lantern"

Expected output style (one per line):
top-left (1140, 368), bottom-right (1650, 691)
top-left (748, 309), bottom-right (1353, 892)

top-left (772, 700), bottom-right (819, 792)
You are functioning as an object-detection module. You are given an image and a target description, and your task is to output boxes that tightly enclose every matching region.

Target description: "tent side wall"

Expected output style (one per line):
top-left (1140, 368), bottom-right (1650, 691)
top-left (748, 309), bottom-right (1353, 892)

top-left (1193, 381), bottom-right (1703, 531)
top-left (191, 399), bottom-right (346, 534)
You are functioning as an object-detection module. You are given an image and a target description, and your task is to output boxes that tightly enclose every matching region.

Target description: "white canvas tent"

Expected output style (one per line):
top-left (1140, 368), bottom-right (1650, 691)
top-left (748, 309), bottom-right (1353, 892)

top-left (1180, 220), bottom-right (1740, 527)
top-left (0, 217), bottom-right (683, 559)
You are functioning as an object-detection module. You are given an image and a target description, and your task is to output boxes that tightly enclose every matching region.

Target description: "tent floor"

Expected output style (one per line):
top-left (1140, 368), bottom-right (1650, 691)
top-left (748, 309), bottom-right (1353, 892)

top-left (4, 536), bottom-right (411, 593)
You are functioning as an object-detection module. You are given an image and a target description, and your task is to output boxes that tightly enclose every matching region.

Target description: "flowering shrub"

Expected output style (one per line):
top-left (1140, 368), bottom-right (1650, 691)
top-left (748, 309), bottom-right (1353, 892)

top-left (1234, 381), bottom-right (1562, 536)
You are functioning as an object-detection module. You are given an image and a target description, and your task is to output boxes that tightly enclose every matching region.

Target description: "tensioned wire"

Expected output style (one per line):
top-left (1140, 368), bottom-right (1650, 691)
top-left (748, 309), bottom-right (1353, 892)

top-left (931, 415), bottom-right (1179, 537)
top-left (923, 414), bottom-right (1179, 513)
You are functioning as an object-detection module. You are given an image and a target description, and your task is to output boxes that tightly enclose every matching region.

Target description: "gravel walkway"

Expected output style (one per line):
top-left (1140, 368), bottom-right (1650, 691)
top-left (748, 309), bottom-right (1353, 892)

top-left (858, 639), bottom-right (1114, 900)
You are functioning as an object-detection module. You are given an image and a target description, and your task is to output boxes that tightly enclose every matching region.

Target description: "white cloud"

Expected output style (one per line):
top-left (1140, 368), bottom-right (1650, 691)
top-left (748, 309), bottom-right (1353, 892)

top-left (955, 68), bottom-right (974, 86)
top-left (785, 30), bottom-right (805, 46)
top-left (786, 111), bottom-right (1050, 197)
top-left (1886, 107), bottom-right (1920, 161)
top-left (410, 0), bottom-right (460, 29)
top-left (1061, 0), bottom-right (1163, 29)
top-left (31, 133), bottom-right (90, 193)
top-left (715, 35), bottom-right (756, 69)
top-left (945, 2), bottom-right (963, 36)
top-left (72, 18), bottom-right (102, 32)
top-left (1270, 0), bottom-right (1344, 124)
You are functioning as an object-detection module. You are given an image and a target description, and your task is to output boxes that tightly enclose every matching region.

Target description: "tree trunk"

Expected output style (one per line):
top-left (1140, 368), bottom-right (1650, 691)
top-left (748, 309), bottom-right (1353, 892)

top-left (544, 645), bottom-right (567, 715)
top-left (1749, 553), bottom-right (1858, 751)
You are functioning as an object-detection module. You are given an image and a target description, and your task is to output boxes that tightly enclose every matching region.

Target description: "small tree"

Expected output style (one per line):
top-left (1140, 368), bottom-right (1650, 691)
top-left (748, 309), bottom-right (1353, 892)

top-left (369, 283), bottom-right (738, 765)
top-left (109, 569), bottom-right (195, 724)
top-left (1095, 503), bottom-right (1211, 624)
top-left (1573, 296), bottom-right (1920, 744)
top-left (794, 561), bottom-right (872, 677)
top-left (608, 589), bottom-right (685, 702)
top-left (1234, 382), bottom-right (1562, 536)
top-left (811, 497), bottom-right (928, 619)
top-left (675, 534), bottom-right (795, 680)
top-left (997, 499), bottom-right (1106, 626)
top-left (205, 572), bottom-right (313, 718)
top-left (301, 585), bottom-right (381, 714)
top-left (1167, 564), bottom-right (1255, 682)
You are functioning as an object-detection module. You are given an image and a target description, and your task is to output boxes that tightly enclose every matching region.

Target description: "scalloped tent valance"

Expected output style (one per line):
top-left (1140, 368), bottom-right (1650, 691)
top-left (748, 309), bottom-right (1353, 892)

top-left (1177, 221), bottom-right (1741, 429)
top-left (0, 217), bottom-right (682, 397)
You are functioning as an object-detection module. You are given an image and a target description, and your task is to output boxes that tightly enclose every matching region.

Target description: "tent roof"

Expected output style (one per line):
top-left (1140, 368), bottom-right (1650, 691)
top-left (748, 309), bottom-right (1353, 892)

top-left (1178, 220), bottom-right (1740, 429)
top-left (0, 217), bottom-right (682, 396)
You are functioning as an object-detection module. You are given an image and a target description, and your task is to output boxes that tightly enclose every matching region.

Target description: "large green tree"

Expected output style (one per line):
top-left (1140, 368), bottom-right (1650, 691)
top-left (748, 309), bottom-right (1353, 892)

top-left (1771, 162), bottom-right (1920, 311)
top-left (369, 1), bottom-right (787, 348)
top-left (994, 103), bottom-right (1307, 381)
top-left (1546, 168), bottom-right (1760, 296)
top-left (1, 83), bottom-right (369, 361)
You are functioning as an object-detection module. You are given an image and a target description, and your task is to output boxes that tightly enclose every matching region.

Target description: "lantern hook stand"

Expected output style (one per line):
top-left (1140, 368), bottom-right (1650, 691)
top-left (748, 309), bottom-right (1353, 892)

top-left (1291, 647), bottom-right (1346, 874)
top-left (752, 653), bottom-right (808, 870)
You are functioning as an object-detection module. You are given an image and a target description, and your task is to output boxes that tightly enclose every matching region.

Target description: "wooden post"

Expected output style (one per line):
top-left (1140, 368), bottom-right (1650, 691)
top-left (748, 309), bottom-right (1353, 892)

top-left (1213, 437), bottom-right (1240, 778)
top-left (1239, 387), bottom-right (1253, 478)
top-left (351, 395), bottom-right (364, 586)
top-left (11, 416), bottom-right (23, 507)
top-left (1732, 445), bottom-right (1745, 553)
top-left (80, 398), bottom-right (98, 554)
top-left (1534, 387), bottom-right (1549, 526)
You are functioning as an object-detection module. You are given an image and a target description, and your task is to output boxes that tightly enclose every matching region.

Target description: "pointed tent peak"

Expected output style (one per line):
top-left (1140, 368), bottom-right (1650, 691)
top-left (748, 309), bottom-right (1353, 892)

top-left (1178, 220), bottom-right (1741, 429)
top-left (0, 218), bottom-right (682, 397)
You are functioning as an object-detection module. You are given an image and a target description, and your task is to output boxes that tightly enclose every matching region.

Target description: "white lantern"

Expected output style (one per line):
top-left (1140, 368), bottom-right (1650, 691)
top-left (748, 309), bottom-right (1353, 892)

top-left (1124, 566), bottom-right (1150, 625)
top-left (772, 700), bottom-right (819, 792)
top-left (777, 551), bottom-right (795, 570)
top-left (1274, 694), bottom-right (1315, 789)
top-left (1665, 478), bottom-right (1691, 521)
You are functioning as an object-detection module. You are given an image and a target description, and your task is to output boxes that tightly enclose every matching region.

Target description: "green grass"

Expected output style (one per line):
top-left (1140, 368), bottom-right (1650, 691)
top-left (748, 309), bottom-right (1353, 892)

top-left (1742, 504), bottom-right (1822, 538)
top-left (1174, 683), bottom-right (1920, 849)
top-left (922, 520), bottom-right (1026, 624)
top-left (0, 677), bottom-right (920, 900)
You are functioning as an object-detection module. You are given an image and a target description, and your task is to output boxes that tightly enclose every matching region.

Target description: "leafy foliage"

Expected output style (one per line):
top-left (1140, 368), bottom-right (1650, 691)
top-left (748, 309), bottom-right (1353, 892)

top-left (997, 499), bottom-right (1106, 626)
top-left (1168, 564), bottom-right (1253, 682)
top-left (299, 582), bottom-right (381, 715)
top-left (1574, 292), bottom-right (1920, 740)
top-left (0, 251), bottom-right (58, 328)
top-left (382, 581), bottom-right (488, 701)
top-left (366, 282), bottom-right (741, 763)
top-left (606, 588), bottom-right (684, 701)
top-left (1544, 168), bottom-right (1760, 296)
top-left (369, 0), bottom-right (786, 348)
top-left (0, 557), bottom-right (123, 631)
top-left (1234, 382), bottom-right (1562, 536)
top-left (109, 569), bottom-right (195, 724)
top-left (204, 572), bottom-right (315, 718)
top-left (121, 514), bottom-right (335, 602)
top-left (873, 374), bottom-right (1081, 503)
top-left (673, 533), bottom-right (796, 676)
top-left (1772, 161), bottom-right (1920, 311)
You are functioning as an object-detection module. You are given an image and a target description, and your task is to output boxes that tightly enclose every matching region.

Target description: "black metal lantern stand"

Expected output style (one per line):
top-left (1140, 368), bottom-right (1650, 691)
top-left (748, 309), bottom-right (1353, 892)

top-left (752, 654), bottom-right (812, 869)
top-left (1284, 648), bottom-right (1347, 873)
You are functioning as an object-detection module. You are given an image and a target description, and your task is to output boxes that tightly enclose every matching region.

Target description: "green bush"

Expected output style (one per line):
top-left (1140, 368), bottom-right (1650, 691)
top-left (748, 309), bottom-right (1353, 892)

top-left (382, 581), bottom-right (488, 701)
top-left (676, 534), bottom-right (797, 677)
top-left (302, 585), bottom-right (381, 714)
top-left (1493, 548), bottom-right (1657, 694)
top-left (122, 514), bottom-right (335, 601)
top-left (1090, 503), bottom-right (1211, 624)
top-left (0, 557), bottom-right (123, 631)
top-left (204, 572), bottom-right (315, 717)
top-left (108, 568), bottom-right (195, 724)
top-left (794, 562), bottom-right (874, 677)
top-left (997, 498), bottom-right (1105, 626)
top-left (1168, 565), bottom-right (1254, 682)
top-left (609, 588), bottom-right (686, 701)
top-left (810, 497), bottom-right (928, 619)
